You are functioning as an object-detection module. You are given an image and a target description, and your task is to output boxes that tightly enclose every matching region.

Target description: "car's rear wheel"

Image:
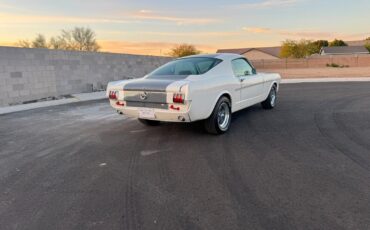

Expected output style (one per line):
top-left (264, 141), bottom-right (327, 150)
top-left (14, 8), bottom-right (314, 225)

top-left (204, 96), bottom-right (231, 134)
top-left (261, 85), bottom-right (277, 110)
top-left (138, 119), bottom-right (161, 126)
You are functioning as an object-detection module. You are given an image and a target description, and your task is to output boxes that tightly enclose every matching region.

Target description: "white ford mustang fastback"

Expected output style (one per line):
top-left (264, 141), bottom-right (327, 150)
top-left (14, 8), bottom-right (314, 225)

top-left (107, 53), bottom-right (281, 134)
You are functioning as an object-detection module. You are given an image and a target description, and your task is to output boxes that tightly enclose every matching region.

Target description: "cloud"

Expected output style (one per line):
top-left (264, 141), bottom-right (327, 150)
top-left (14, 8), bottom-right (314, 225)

top-left (139, 10), bottom-right (153, 14)
top-left (0, 3), bottom-right (21, 10)
top-left (242, 26), bottom-right (370, 41)
top-left (0, 13), bottom-right (133, 24)
top-left (242, 27), bottom-right (271, 34)
top-left (131, 10), bottom-right (218, 25)
top-left (0, 10), bottom-right (217, 26)
top-left (242, 26), bottom-right (339, 39)
top-left (98, 40), bottom-right (216, 56)
top-left (277, 30), bottom-right (333, 38)
top-left (141, 31), bottom-right (242, 37)
top-left (233, 0), bottom-right (299, 9)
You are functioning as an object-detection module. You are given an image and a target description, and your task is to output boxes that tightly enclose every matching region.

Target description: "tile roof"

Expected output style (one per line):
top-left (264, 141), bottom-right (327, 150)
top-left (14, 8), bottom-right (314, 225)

top-left (320, 46), bottom-right (369, 55)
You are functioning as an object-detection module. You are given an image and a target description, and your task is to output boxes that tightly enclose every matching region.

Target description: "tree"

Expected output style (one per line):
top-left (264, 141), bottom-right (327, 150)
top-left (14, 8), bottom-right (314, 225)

top-left (365, 37), bottom-right (370, 52)
top-left (280, 39), bottom-right (314, 58)
top-left (281, 39), bottom-right (333, 58)
top-left (49, 30), bottom-right (76, 50)
top-left (16, 40), bottom-right (31, 48)
top-left (169, 44), bottom-right (201, 57)
top-left (49, 36), bottom-right (67, 50)
top-left (329, 39), bottom-right (347, 47)
top-left (366, 43), bottom-right (370, 52)
top-left (280, 40), bottom-right (296, 58)
top-left (309, 40), bottom-right (329, 54)
top-left (16, 27), bottom-right (100, 52)
top-left (70, 27), bottom-right (100, 51)
top-left (32, 34), bottom-right (48, 48)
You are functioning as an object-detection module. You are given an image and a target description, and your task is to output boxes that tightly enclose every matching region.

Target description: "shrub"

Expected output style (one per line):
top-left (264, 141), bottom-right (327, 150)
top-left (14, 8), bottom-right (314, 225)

top-left (329, 39), bottom-right (348, 47)
top-left (326, 63), bottom-right (349, 68)
top-left (280, 39), bottom-right (329, 58)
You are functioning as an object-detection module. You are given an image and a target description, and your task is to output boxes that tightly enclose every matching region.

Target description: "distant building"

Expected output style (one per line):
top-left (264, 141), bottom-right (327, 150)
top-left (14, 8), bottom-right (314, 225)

top-left (217, 47), bottom-right (281, 60)
top-left (320, 46), bottom-right (369, 55)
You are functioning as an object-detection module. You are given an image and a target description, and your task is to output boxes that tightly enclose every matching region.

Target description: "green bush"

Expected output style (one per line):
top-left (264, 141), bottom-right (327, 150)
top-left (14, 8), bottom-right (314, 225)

top-left (329, 39), bottom-right (348, 47)
top-left (326, 63), bottom-right (349, 68)
top-left (365, 43), bottom-right (370, 52)
top-left (280, 39), bottom-right (329, 58)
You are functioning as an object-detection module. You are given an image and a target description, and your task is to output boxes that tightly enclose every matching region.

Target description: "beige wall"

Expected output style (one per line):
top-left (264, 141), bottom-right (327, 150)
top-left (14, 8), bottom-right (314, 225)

top-left (243, 50), bottom-right (279, 60)
top-left (251, 55), bottom-right (370, 69)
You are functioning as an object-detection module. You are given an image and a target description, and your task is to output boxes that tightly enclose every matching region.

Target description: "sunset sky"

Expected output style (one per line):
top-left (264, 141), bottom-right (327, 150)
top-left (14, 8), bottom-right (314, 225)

top-left (0, 0), bottom-right (369, 55)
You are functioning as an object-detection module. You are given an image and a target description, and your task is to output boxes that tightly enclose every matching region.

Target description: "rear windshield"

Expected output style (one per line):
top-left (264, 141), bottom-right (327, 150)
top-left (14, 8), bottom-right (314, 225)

top-left (148, 57), bottom-right (222, 77)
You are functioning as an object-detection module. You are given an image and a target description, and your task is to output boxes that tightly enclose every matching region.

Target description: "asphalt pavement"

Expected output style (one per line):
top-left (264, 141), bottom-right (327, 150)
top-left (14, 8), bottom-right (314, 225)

top-left (0, 82), bottom-right (370, 230)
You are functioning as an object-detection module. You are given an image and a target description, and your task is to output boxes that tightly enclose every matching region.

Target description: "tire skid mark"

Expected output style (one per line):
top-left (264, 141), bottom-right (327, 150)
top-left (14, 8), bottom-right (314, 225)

top-left (156, 125), bottom-right (181, 230)
top-left (332, 112), bottom-right (370, 151)
top-left (122, 122), bottom-right (152, 230)
top-left (124, 124), bottom-right (179, 230)
top-left (313, 93), bottom-right (370, 172)
top-left (152, 124), bottom-right (210, 230)
top-left (194, 114), bottom-right (289, 229)
top-left (225, 122), bottom-right (295, 229)
top-left (314, 115), bottom-right (370, 172)
top-left (124, 150), bottom-right (140, 230)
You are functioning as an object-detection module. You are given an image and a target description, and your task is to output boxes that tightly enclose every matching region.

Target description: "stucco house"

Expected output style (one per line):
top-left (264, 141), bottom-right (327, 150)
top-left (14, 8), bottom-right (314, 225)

top-left (216, 47), bottom-right (281, 60)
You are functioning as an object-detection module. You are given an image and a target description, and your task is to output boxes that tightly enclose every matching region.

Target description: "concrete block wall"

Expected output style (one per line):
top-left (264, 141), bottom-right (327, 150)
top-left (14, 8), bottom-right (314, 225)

top-left (0, 46), bottom-right (171, 106)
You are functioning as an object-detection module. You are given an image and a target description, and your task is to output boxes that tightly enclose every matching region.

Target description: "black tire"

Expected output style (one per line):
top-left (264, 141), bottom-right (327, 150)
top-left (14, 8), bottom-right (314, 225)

top-left (204, 96), bottom-right (232, 135)
top-left (261, 85), bottom-right (277, 110)
top-left (138, 119), bottom-right (161, 126)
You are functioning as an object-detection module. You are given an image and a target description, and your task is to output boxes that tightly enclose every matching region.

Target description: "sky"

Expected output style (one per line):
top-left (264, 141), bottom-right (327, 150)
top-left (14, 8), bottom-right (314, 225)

top-left (0, 0), bottom-right (369, 55)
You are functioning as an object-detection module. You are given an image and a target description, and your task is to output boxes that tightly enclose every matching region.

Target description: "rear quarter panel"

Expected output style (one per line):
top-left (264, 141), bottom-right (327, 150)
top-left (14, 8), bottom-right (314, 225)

top-left (187, 65), bottom-right (240, 121)
top-left (260, 73), bottom-right (281, 99)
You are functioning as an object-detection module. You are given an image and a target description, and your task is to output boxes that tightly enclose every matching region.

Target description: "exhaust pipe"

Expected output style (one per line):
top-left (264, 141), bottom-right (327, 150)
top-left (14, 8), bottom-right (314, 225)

top-left (178, 116), bottom-right (186, 122)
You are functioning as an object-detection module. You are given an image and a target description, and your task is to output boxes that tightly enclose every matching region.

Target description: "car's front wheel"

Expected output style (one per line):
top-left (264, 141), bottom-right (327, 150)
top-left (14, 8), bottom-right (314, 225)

top-left (204, 96), bottom-right (231, 134)
top-left (261, 85), bottom-right (277, 110)
top-left (138, 119), bottom-right (161, 126)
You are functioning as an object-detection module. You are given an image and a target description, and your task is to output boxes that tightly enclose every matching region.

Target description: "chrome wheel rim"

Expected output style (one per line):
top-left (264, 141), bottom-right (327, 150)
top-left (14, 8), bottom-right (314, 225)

top-left (270, 89), bottom-right (276, 107)
top-left (217, 102), bottom-right (230, 131)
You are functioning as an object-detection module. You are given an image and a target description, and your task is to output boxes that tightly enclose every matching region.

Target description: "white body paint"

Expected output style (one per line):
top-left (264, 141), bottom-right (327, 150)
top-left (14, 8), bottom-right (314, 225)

top-left (107, 53), bottom-right (281, 122)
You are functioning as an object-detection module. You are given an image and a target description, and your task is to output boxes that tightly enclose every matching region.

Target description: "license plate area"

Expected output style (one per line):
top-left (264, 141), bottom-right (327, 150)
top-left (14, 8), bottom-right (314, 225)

top-left (138, 108), bottom-right (155, 119)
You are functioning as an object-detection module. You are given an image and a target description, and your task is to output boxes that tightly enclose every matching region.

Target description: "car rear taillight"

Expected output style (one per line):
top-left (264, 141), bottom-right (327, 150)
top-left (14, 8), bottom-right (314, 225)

top-left (109, 91), bottom-right (118, 100)
top-left (173, 93), bottom-right (185, 104)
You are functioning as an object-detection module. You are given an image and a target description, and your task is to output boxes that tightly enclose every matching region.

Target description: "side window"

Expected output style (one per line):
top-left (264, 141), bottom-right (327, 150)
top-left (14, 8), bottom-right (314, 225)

top-left (197, 60), bottom-right (215, 74)
top-left (174, 61), bottom-right (197, 75)
top-left (231, 59), bottom-right (254, 77)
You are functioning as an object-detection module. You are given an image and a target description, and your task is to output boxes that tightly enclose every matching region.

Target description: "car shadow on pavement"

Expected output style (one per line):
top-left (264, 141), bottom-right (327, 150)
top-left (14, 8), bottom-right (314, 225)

top-left (155, 104), bottom-right (264, 135)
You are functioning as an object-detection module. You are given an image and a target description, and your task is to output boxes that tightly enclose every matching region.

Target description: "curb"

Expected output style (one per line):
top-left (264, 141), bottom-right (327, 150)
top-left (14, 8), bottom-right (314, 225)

top-left (281, 77), bottom-right (370, 84)
top-left (0, 91), bottom-right (106, 115)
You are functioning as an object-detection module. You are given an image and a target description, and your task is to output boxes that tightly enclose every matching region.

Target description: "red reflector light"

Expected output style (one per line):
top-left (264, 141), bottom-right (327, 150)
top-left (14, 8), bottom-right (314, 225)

top-left (109, 91), bottom-right (118, 100)
top-left (116, 101), bottom-right (125, 106)
top-left (170, 105), bottom-right (180, 111)
top-left (173, 93), bottom-right (184, 104)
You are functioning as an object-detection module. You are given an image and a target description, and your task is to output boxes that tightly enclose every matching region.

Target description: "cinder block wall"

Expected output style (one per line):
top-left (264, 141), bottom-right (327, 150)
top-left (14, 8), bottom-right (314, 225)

top-left (0, 46), bottom-right (172, 106)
